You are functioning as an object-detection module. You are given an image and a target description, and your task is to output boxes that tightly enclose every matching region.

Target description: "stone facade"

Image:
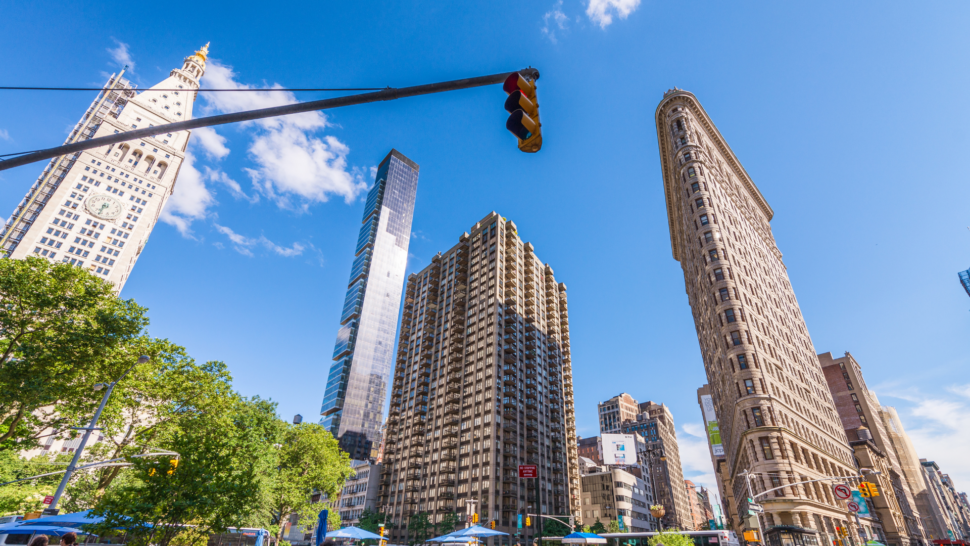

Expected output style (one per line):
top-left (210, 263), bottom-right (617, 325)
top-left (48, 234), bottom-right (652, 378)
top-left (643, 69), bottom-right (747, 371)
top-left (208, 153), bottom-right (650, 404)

top-left (598, 393), bottom-right (640, 434)
top-left (656, 89), bottom-right (861, 546)
top-left (1, 45), bottom-right (210, 291)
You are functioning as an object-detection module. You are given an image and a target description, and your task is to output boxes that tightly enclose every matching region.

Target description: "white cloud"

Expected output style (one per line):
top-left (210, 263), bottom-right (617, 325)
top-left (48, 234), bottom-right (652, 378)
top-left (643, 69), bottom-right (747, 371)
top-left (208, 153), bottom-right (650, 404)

top-left (107, 39), bottom-right (135, 72)
top-left (199, 62), bottom-right (368, 210)
top-left (542, 0), bottom-right (569, 43)
top-left (213, 223), bottom-right (305, 258)
top-left (586, 0), bottom-right (641, 28)
top-left (678, 424), bottom-right (718, 493)
top-left (880, 383), bottom-right (970, 488)
top-left (204, 167), bottom-right (256, 203)
top-left (159, 152), bottom-right (215, 237)
top-left (193, 127), bottom-right (230, 160)
top-left (0, 129), bottom-right (10, 141)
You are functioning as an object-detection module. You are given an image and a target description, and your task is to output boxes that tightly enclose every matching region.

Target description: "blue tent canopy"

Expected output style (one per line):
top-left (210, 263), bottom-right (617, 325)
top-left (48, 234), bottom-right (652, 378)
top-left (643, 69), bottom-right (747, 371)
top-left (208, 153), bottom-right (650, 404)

top-left (19, 511), bottom-right (103, 528)
top-left (324, 526), bottom-right (384, 540)
top-left (562, 532), bottom-right (607, 544)
top-left (0, 524), bottom-right (89, 536)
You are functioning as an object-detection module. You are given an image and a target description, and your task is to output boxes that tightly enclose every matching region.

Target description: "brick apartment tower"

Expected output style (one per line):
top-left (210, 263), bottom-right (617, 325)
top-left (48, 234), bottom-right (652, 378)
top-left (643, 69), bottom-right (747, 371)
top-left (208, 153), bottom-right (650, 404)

top-left (656, 89), bottom-right (860, 545)
top-left (379, 212), bottom-right (579, 542)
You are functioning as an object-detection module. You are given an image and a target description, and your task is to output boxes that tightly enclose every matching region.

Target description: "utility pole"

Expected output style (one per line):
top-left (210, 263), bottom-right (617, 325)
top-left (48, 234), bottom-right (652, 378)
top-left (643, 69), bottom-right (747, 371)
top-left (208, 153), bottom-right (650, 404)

top-left (740, 470), bottom-right (765, 546)
top-left (0, 68), bottom-right (540, 173)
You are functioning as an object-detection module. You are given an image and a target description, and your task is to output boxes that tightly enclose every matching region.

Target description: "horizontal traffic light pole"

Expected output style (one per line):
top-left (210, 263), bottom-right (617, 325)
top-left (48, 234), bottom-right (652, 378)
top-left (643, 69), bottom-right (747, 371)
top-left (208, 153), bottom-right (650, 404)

top-left (0, 67), bottom-right (540, 173)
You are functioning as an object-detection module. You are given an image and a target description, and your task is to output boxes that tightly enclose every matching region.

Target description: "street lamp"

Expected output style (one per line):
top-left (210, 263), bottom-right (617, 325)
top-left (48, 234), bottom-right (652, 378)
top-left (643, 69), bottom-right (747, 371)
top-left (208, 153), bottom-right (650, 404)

top-left (48, 355), bottom-right (150, 512)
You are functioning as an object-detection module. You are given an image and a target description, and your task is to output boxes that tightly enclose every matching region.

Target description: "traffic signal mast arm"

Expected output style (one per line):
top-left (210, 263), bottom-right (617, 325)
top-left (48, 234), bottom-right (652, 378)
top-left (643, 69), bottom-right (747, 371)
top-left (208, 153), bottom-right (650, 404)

top-left (0, 67), bottom-right (540, 173)
top-left (746, 473), bottom-right (868, 501)
top-left (526, 514), bottom-right (575, 531)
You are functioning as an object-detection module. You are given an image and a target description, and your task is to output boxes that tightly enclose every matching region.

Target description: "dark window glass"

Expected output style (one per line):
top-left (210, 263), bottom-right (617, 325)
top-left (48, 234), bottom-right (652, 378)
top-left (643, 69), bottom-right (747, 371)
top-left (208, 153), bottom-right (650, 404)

top-left (691, 182), bottom-right (700, 193)
top-left (719, 288), bottom-right (730, 301)
top-left (684, 152), bottom-right (692, 161)
top-left (704, 231), bottom-right (714, 243)
top-left (753, 408), bottom-right (766, 427)
top-left (744, 379), bottom-right (755, 395)
top-left (688, 167), bottom-right (697, 178)
top-left (700, 215), bottom-right (709, 225)
top-left (710, 250), bottom-right (720, 262)
top-left (770, 475), bottom-right (783, 495)
top-left (725, 309), bottom-right (736, 323)
top-left (737, 354), bottom-right (749, 369)
top-left (731, 331), bottom-right (742, 346)
top-left (695, 198), bottom-right (705, 208)
top-left (714, 268), bottom-right (724, 281)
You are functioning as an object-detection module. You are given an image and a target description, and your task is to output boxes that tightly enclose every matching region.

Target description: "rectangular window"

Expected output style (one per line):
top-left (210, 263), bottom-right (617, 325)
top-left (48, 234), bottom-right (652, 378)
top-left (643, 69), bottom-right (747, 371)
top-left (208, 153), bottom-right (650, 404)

top-left (709, 249), bottom-right (720, 262)
top-left (725, 309), bottom-right (736, 323)
top-left (744, 379), bottom-right (755, 395)
top-left (688, 167), bottom-right (696, 178)
top-left (760, 437), bottom-right (773, 459)
top-left (700, 214), bottom-right (709, 225)
top-left (731, 331), bottom-right (742, 346)
top-left (752, 407), bottom-right (765, 427)
top-left (691, 182), bottom-right (699, 193)
top-left (704, 231), bottom-right (714, 243)
top-left (719, 288), bottom-right (730, 301)
top-left (737, 354), bottom-right (749, 369)
top-left (713, 268), bottom-right (724, 281)
top-left (684, 152), bottom-right (692, 161)
top-left (695, 198), bottom-right (705, 208)
top-left (770, 476), bottom-right (783, 496)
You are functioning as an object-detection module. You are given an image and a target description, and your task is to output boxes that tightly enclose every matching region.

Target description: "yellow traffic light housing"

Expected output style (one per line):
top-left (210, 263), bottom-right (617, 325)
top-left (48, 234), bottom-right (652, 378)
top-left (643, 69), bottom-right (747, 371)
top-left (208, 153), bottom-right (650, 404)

top-left (473, 513), bottom-right (479, 524)
top-left (866, 482), bottom-right (879, 497)
top-left (503, 72), bottom-right (542, 153)
top-left (490, 521), bottom-right (496, 530)
top-left (525, 516), bottom-right (531, 527)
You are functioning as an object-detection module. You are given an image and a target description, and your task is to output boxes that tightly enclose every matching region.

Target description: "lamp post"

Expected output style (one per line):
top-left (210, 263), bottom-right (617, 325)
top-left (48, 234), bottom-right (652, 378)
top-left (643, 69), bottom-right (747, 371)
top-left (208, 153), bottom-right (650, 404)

top-left (48, 355), bottom-right (150, 512)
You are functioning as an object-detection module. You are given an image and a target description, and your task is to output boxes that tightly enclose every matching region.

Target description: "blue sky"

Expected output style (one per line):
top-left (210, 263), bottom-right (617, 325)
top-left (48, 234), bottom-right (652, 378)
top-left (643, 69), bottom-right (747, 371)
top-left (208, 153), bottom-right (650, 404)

top-left (2, 1), bottom-right (969, 493)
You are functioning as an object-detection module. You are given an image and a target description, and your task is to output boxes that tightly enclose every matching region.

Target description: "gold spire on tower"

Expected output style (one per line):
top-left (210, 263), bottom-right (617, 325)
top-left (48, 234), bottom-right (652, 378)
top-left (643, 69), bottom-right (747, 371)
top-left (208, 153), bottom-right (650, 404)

top-left (194, 42), bottom-right (210, 62)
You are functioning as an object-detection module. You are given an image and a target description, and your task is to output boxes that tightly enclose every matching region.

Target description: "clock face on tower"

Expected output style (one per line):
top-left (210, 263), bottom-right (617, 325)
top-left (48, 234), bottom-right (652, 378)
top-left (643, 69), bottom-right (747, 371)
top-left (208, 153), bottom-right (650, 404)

top-left (84, 194), bottom-right (124, 220)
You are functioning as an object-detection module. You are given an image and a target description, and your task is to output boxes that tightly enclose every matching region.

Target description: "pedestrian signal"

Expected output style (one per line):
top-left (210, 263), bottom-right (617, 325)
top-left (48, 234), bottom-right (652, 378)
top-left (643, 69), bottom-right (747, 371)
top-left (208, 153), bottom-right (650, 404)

top-left (503, 71), bottom-right (542, 153)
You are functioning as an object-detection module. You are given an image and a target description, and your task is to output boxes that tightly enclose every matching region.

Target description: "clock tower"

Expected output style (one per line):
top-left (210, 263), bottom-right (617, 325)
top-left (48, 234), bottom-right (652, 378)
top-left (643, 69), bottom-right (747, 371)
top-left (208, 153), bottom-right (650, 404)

top-left (0, 44), bottom-right (210, 291)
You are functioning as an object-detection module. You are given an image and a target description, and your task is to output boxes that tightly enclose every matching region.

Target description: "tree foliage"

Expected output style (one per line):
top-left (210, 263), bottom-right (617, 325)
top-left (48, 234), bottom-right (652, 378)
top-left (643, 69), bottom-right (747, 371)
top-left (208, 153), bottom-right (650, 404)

top-left (436, 512), bottom-right (461, 536)
top-left (542, 517), bottom-right (572, 537)
top-left (647, 529), bottom-right (693, 546)
top-left (0, 257), bottom-right (148, 448)
top-left (589, 521), bottom-right (607, 534)
top-left (407, 512), bottom-right (433, 544)
top-left (90, 396), bottom-right (282, 546)
top-left (358, 509), bottom-right (390, 534)
top-left (263, 423), bottom-right (354, 544)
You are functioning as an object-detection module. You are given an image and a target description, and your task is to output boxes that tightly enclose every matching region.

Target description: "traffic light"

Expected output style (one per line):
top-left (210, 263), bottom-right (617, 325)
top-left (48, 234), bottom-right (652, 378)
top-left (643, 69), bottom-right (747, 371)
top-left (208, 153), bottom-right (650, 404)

top-left (865, 482), bottom-right (879, 497)
top-left (503, 71), bottom-right (542, 153)
top-left (473, 513), bottom-right (479, 524)
top-left (490, 521), bottom-right (496, 530)
top-left (526, 516), bottom-right (531, 527)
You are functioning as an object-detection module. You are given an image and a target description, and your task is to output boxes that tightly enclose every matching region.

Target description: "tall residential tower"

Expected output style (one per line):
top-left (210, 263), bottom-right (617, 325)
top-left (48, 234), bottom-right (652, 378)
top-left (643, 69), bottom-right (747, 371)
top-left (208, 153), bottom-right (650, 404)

top-left (379, 212), bottom-right (579, 542)
top-left (320, 149), bottom-right (419, 460)
top-left (656, 90), bottom-right (859, 546)
top-left (1, 45), bottom-right (210, 290)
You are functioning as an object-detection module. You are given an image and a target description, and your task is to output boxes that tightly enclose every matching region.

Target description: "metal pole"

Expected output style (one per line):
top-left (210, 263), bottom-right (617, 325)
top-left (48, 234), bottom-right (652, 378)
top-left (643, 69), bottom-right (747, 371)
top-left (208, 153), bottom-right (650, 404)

top-left (536, 476), bottom-right (542, 546)
top-left (48, 355), bottom-right (148, 511)
top-left (0, 68), bottom-right (539, 173)
top-left (742, 470), bottom-right (766, 546)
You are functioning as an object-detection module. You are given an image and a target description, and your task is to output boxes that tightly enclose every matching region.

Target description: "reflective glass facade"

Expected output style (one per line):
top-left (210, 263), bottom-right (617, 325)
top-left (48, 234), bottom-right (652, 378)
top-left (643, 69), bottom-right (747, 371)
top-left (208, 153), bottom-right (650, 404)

top-left (960, 268), bottom-right (970, 298)
top-left (320, 149), bottom-right (419, 459)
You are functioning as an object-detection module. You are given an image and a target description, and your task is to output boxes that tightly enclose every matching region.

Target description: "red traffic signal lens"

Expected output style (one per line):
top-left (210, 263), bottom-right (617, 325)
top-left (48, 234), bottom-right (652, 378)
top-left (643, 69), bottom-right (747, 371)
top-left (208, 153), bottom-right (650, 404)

top-left (506, 110), bottom-right (537, 140)
top-left (504, 91), bottom-right (536, 116)
top-left (504, 73), bottom-right (535, 97)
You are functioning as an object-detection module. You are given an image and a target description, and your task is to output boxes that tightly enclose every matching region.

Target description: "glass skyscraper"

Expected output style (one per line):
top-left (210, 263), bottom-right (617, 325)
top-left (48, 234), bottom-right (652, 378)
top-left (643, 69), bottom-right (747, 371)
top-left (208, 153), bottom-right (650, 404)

top-left (960, 268), bottom-right (970, 299)
top-left (320, 149), bottom-right (419, 460)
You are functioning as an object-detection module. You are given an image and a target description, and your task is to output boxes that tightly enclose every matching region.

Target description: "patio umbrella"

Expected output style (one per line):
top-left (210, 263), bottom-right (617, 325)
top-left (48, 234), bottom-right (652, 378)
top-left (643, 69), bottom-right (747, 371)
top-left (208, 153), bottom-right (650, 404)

top-left (325, 526), bottom-right (385, 540)
top-left (19, 511), bottom-right (103, 528)
top-left (562, 532), bottom-right (607, 544)
top-left (865, 541), bottom-right (887, 546)
top-left (0, 524), bottom-right (89, 537)
top-left (445, 526), bottom-right (508, 538)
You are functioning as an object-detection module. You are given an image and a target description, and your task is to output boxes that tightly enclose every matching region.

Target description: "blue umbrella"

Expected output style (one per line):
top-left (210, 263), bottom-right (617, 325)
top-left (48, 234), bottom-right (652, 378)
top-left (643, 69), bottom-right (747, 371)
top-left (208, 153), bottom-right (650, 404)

top-left (19, 511), bottom-right (103, 528)
top-left (325, 526), bottom-right (384, 540)
top-left (446, 526), bottom-right (508, 538)
top-left (562, 532), bottom-right (607, 544)
top-left (0, 524), bottom-right (89, 536)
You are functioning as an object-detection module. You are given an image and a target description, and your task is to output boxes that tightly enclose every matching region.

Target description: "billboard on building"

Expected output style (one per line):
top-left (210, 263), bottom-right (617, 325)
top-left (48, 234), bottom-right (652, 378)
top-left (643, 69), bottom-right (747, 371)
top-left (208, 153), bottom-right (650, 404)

top-left (700, 395), bottom-right (725, 457)
top-left (601, 433), bottom-right (637, 465)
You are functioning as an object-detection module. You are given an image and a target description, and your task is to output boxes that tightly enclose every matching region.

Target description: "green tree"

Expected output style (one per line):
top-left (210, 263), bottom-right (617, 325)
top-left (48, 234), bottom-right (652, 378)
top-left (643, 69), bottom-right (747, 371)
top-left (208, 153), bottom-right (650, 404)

top-left (607, 519), bottom-right (627, 533)
top-left (91, 396), bottom-right (282, 546)
top-left (581, 525), bottom-right (592, 533)
top-left (542, 518), bottom-right (572, 537)
top-left (263, 423), bottom-right (354, 544)
top-left (0, 257), bottom-right (148, 448)
top-left (359, 509), bottom-right (390, 534)
top-left (590, 521), bottom-right (607, 534)
top-left (407, 512), bottom-right (433, 544)
top-left (436, 512), bottom-right (461, 536)
top-left (647, 529), bottom-right (693, 546)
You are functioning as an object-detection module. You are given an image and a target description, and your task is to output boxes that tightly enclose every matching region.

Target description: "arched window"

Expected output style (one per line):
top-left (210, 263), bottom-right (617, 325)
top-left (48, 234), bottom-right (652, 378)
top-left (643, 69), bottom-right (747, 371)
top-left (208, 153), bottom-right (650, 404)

top-left (117, 144), bottom-right (131, 162)
top-left (131, 150), bottom-right (143, 166)
top-left (143, 156), bottom-right (156, 173)
top-left (156, 162), bottom-right (168, 178)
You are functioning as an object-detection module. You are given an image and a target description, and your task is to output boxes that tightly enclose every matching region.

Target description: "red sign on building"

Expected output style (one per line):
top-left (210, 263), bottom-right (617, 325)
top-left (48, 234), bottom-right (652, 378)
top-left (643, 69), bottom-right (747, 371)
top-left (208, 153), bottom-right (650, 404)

top-left (519, 465), bottom-right (538, 478)
top-left (43, 496), bottom-right (54, 505)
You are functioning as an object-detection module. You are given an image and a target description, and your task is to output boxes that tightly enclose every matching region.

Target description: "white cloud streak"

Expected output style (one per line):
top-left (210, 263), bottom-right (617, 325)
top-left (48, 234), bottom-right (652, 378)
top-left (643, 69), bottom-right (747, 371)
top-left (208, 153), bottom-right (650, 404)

top-left (678, 424), bottom-right (718, 493)
top-left (542, 0), bottom-right (569, 44)
top-left (586, 0), bottom-right (641, 28)
top-left (107, 39), bottom-right (135, 72)
top-left (200, 62), bottom-right (368, 210)
top-left (213, 223), bottom-right (305, 258)
top-left (193, 127), bottom-right (230, 160)
top-left (0, 129), bottom-right (10, 141)
top-left (159, 152), bottom-right (215, 237)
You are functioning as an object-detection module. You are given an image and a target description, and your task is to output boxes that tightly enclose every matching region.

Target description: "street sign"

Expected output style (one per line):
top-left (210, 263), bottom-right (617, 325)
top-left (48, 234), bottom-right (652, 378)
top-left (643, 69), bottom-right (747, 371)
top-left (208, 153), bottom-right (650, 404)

top-left (41, 508), bottom-right (59, 516)
top-left (519, 465), bottom-right (538, 478)
top-left (42, 496), bottom-right (54, 505)
top-left (748, 503), bottom-right (764, 514)
top-left (846, 501), bottom-right (861, 513)
top-left (518, 514), bottom-right (523, 529)
top-left (833, 484), bottom-right (852, 500)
